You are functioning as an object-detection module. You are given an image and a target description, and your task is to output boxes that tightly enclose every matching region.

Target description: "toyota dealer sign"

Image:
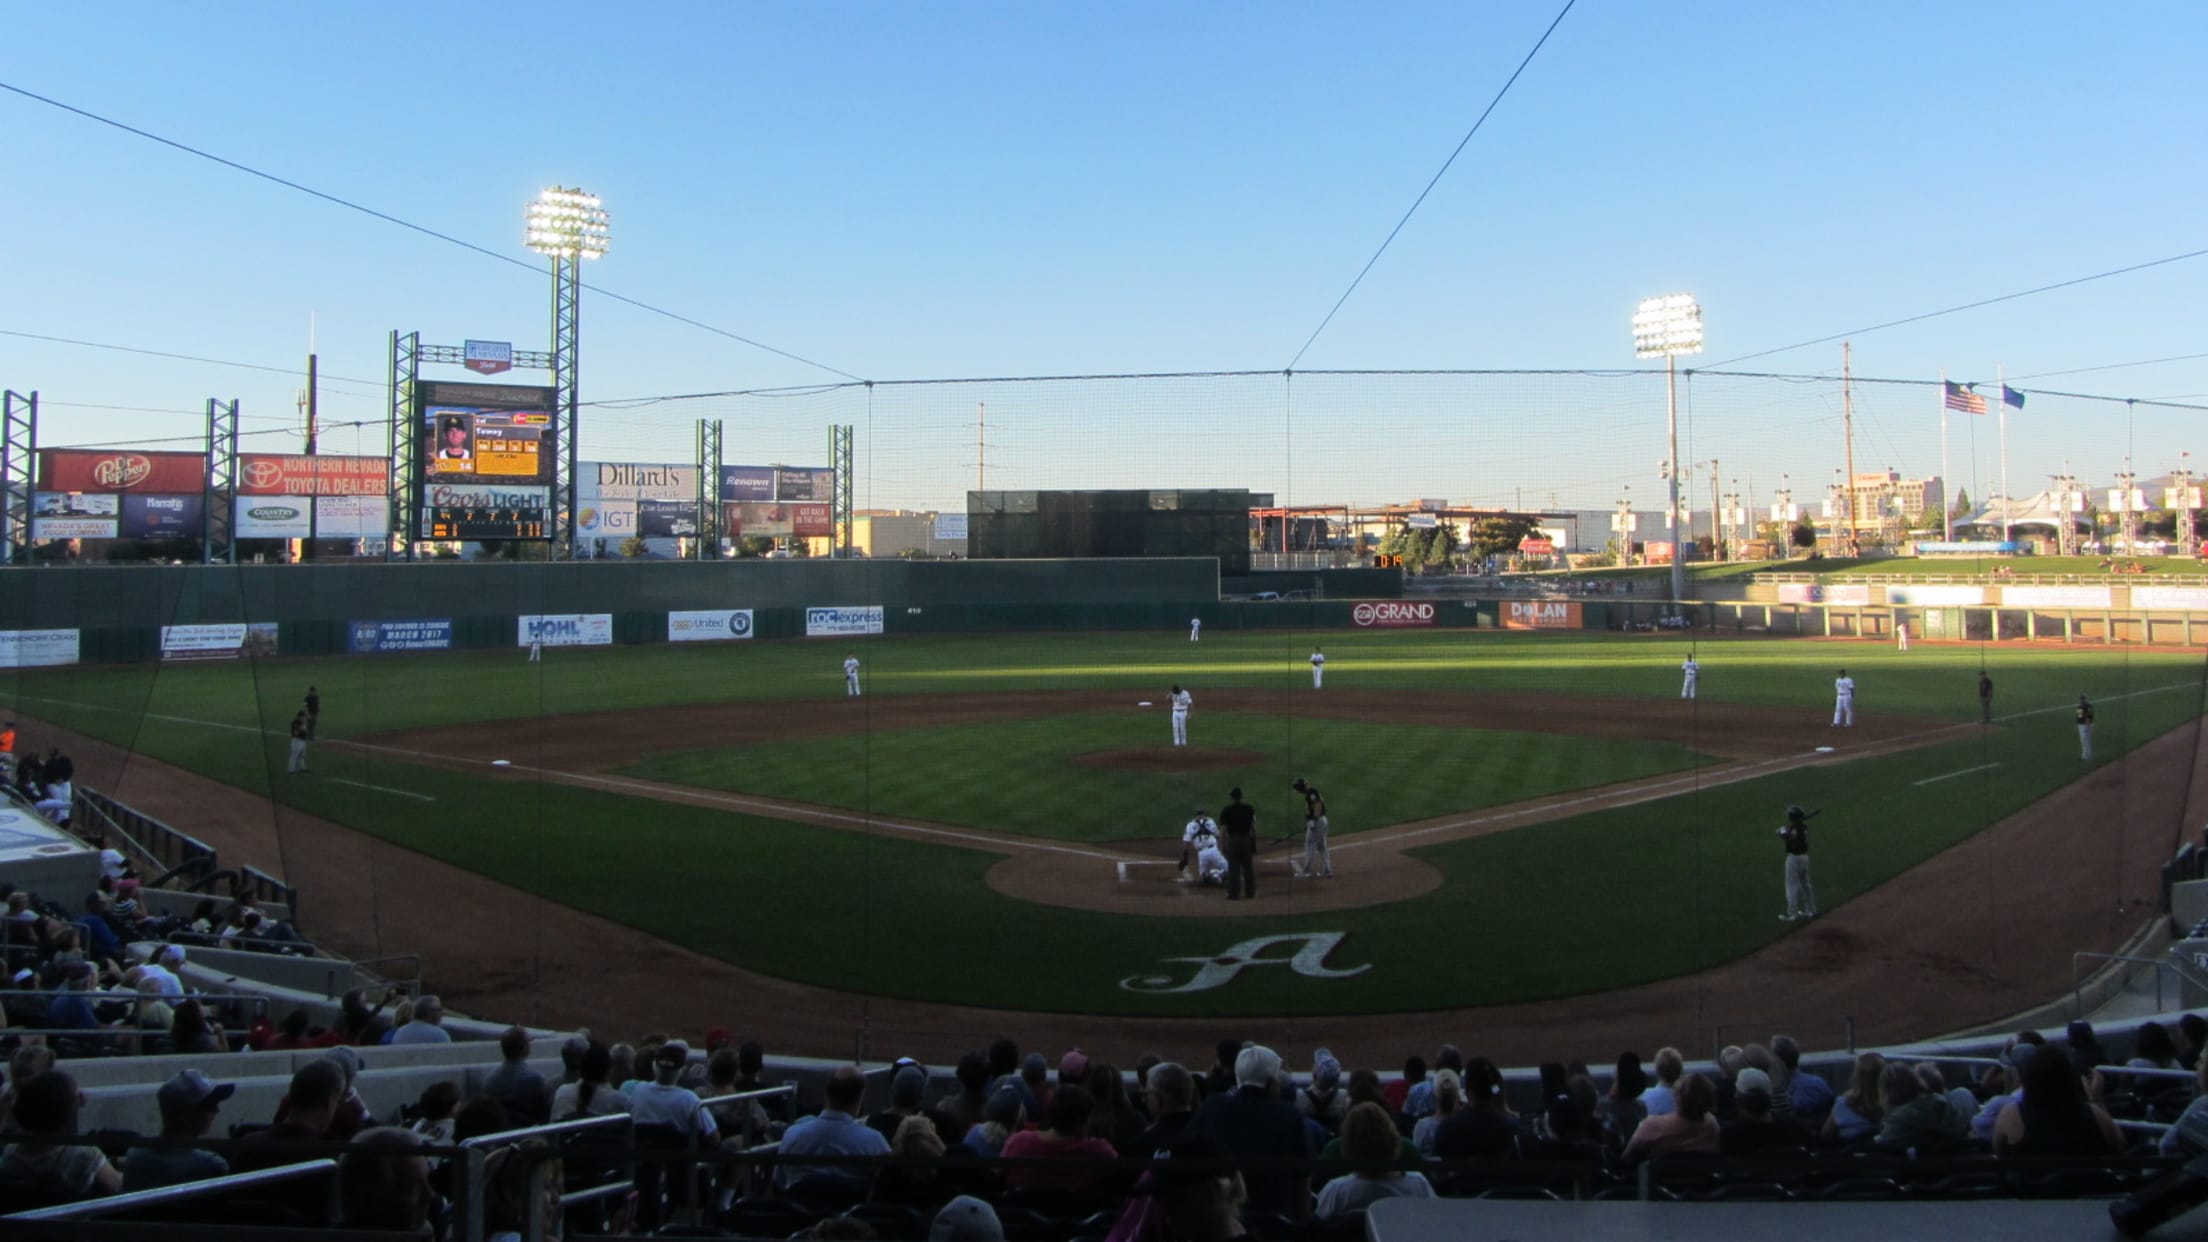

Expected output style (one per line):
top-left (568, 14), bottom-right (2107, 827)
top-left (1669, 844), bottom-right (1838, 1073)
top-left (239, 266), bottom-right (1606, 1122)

top-left (1351, 601), bottom-right (1435, 629)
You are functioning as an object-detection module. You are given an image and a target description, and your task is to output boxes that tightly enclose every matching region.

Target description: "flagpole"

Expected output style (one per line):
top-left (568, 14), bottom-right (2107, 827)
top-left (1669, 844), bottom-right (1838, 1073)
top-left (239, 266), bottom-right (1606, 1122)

top-left (1940, 371), bottom-right (1952, 541)
top-left (1998, 364), bottom-right (2011, 547)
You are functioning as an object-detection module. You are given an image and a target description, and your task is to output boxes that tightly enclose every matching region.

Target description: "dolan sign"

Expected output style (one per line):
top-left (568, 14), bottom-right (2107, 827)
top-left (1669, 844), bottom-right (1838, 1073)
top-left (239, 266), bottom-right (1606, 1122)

top-left (1351, 601), bottom-right (1435, 629)
top-left (1503, 600), bottom-right (1582, 630)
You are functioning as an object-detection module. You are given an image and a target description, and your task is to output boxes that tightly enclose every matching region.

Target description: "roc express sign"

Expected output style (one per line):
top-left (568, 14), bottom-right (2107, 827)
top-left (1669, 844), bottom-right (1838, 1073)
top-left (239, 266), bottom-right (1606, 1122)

top-left (1351, 601), bottom-right (1435, 629)
top-left (805, 606), bottom-right (884, 637)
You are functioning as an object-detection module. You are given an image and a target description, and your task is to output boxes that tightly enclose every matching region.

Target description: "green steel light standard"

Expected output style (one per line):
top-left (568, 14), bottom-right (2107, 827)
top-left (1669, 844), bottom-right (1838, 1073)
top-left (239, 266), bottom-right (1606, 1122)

top-left (696, 419), bottom-right (724, 559)
top-left (204, 398), bottom-right (239, 563)
top-left (525, 187), bottom-right (610, 560)
top-left (1, 390), bottom-right (35, 564)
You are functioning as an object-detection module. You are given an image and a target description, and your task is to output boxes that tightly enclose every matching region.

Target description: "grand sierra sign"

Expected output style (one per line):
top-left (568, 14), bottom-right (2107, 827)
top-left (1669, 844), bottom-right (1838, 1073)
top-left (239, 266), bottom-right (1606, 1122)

top-left (1351, 601), bottom-right (1435, 628)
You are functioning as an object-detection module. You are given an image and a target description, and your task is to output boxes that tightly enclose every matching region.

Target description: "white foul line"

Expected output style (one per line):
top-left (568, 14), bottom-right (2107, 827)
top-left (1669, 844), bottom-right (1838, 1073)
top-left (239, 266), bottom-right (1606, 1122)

top-left (1913, 763), bottom-right (2001, 787)
top-left (327, 778), bottom-right (435, 802)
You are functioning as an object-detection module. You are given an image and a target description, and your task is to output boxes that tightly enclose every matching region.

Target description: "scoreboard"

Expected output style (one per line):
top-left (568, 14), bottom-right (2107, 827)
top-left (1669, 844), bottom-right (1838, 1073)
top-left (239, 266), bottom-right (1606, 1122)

top-left (427, 506), bottom-right (548, 540)
top-left (415, 380), bottom-right (559, 542)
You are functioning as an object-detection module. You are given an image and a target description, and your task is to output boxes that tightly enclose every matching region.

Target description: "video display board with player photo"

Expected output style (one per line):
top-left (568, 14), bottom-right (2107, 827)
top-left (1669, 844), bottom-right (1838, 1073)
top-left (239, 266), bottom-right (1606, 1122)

top-left (414, 381), bottom-right (559, 540)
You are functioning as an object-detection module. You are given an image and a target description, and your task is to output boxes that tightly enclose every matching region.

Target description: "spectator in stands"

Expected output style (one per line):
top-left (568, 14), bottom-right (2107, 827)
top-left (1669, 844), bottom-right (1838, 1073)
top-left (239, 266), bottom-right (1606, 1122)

top-left (339, 1127), bottom-right (436, 1233)
top-left (483, 1025), bottom-right (550, 1125)
top-left (1344, 1067), bottom-right (1387, 1118)
top-left (1642, 1047), bottom-right (1686, 1116)
top-left (1622, 1072), bottom-right (1720, 1165)
top-left (1719, 1068), bottom-right (1806, 1157)
top-left (986, 1038), bottom-right (1021, 1092)
top-left (32, 772), bottom-right (71, 825)
top-left (556, 1030), bottom-right (589, 1086)
top-left (700, 1046), bottom-right (775, 1144)
top-left (169, 998), bottom-right (227, 1055)
top-left (1059, 1047), bottom-right (1088, 1095)
top-left (1601, 1052), bottom-right (1649, 1149)
top-left (1315, 1100), bottom-right (1435, 1220)
top-left (1204, 1039), bottom-right (1244, 1101)
top-left (1524, 1086), bottom-right (1605, 1166)
top-left (874, 1112), bottom-right (954, 1208)
top-left (1973, 1041), bottom-right (2038, 1141)
top-left (409, 1081), bottom-right (463, 1144)
top-left (1772, 1035), bottom-right (1832, 1125)
top-left (1019, 1053), bottom-right (1054, 1120)
top-left (1382, 1054), bottom-right (1424, 1115)
top-left (388, 993), bottom-right (452, 1044)
top-left (186, 899), bottom-right (220, 937)
top-left (607, 1041), bottom-right (636, 1090)
top-left (1136, 1061), bottom-right (1197, 1155)
top-left (736, 1040), bottom-right (788, 1125)
top-left (45, 960), bottom-right (100, 1038)
top-left (941, 1051), bottom-right (992, 1140)
top-left (1405, 1044), bottom-right (1461, 1122)
top-left (868, 1063), bottom-right (949, 1146)
top-left (962, 1080), bottom-right (1026, 1159)
top-left (1992, 1043), bottom-right (2122, 1157)
top-left (929, 1194), bottom-right (1006, 1242)
top-left (630, 1041), bottom-right (717, 1146)
top-left (1141, 1131), bottom-right (1247, 1242)
top-left (135, 944), bottom-right (185, 998)
top-left (1919, 1062), bottom-right (1979, 1122)
top-left (2178, 1014), bottom-right (2207, 1071)
top-left (1088, 1061), bottom-right (1147, 1157)
top-left (0, 1069), bottom-right (120, 1199)
top-left (74, 894), bottom-right (120, 962)
top-left (1822, 1052), bottom-right (1888, 1145)
top-left (1000, 1083), bottom-right (1117, 1195)
top-left (1409, 1069), bottom-right (1461, 1156)
top-left (2158, 1047), bottom-right (2208, 1156)
top-left (1740, 1043), bottom-right (1790, 1120)
top-left (1189, 1043), bottom-right (1310, 1216)
top-left (777, 1064), bottom-right (889, 1191)
top-left (121, 1069), bottom-right (235, 1191)
top-left (2066, 1020), bottom-right (2112, 1076)
top-left (1876, 1061), bottom-right (1968, 1150)
top-left (453, 1096), bottom-right (510, 1144)
top-left (0, 1046), bottom-right (55, 1130)
top-left (483, 1139), bottom-right (561, 1242)
top-left (261, 1009), bottom-right (321, 1051)
top-left (1434, 1058), bottom-right (1520, 1160)
top-left (238, 1059), bottom-right (345, 1178)
top-left (1298, 1048), bottom-right (1348, 1130)
top-left (2131, 1021), bottom-right (2181, 1075)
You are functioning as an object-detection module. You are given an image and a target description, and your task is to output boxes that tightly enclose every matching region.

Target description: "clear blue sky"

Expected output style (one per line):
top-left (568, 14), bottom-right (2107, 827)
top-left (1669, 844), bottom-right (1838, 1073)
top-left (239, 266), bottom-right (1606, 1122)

top-left (4, 1), bottom-right (2203, 512)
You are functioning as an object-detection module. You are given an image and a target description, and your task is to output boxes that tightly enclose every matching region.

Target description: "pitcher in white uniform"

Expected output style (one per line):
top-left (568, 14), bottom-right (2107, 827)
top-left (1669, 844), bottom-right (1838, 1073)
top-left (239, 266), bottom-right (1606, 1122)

top-left (1169, 684), bottom-right (1193, 746)
top-left (1310, 648), bottom-right (1325, 689)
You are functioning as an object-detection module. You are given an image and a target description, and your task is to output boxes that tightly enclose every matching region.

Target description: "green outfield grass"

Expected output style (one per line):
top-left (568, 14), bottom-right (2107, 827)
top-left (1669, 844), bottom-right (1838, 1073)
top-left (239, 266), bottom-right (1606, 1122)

top-left (3, 629), bottom-right (2202, 1016)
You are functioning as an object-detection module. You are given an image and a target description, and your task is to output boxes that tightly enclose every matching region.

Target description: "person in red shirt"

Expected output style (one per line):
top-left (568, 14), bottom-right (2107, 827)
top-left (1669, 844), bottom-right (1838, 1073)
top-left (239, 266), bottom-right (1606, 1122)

top-left (999, 1085), bottom-right (1117, 1195)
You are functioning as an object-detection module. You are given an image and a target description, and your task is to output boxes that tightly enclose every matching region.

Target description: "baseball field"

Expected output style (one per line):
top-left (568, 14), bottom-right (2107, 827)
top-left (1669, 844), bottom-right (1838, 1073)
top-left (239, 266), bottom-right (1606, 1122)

top-left (7, 625), bottom-right (2204, 1042)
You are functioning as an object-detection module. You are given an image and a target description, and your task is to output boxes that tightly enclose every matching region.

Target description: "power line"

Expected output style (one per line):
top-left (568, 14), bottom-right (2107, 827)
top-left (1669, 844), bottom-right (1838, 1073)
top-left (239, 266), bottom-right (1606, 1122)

top-left (0, 79), bottom-right (867, 383)
top-left (1283, 0), bottom-right (1578, 370)
top-left (1704, 245), bottom-right (2208, 368)
top-left (0, 328), bottom-right (381, 386)
top-left (2007, 351), bottom-right (2208, 381)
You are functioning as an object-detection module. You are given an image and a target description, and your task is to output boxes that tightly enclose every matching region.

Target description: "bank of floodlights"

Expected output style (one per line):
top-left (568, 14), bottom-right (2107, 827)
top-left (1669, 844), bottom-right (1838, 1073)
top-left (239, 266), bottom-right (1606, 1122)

top-left (525, 187), bottom-right (611, 260)
top-left (1632, 293), bottom-right (1703, 359)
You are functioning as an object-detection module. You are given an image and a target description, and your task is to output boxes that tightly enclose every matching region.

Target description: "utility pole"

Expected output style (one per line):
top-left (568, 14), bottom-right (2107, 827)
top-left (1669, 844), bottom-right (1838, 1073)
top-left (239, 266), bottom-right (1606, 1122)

top-left (1709, 458), bottom-right (1721, 562)
top-left (1842, 341), bottom-right (1858, 556)
top-left (976, 402), bottom-right (986, 494)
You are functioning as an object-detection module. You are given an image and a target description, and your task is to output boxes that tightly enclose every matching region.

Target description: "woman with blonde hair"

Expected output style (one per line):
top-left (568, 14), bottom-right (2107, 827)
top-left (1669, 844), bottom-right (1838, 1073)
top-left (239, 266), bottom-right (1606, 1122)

top-left (1316, 1101), bottom-right (1435, 1219)
top-left (1822, 1052), bottom-right (1888, 1144)
top-left (1410, 1069), bottom-right (1462, 1157)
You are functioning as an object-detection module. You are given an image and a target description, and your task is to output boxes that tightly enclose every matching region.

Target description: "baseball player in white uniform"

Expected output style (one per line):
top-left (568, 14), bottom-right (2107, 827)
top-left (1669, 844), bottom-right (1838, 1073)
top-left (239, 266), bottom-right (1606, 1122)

top-left (1169, 684), bottom-right (1193, 747)
top-left (1179, 810), bottom-right (1227, 885)
top-left (1832, 668), bottom-right (1855, 727)
top-left (1310, 648), bottom-right (1325, 689)
top-left (1293, 777), bottom-right (1332, 878)
top-left (844, 654), bottom-right (862, 697)
top-left (527, 637), bottom-right (542, 662)
top-left (1189, 616), bottom-right (1202, 642)
top-left (1680, 654), bottom-right (1699, 699)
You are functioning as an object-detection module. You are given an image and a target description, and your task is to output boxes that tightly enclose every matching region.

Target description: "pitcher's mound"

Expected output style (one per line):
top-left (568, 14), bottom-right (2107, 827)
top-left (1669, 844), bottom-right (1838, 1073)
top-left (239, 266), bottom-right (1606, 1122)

top-left (1076, 747), bottom-right (1264, 773)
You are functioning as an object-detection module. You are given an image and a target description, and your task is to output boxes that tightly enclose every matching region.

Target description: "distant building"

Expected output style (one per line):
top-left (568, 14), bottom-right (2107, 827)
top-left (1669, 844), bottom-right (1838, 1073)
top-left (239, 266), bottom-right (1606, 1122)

top-left (852, 510), bottom-right (966, 559)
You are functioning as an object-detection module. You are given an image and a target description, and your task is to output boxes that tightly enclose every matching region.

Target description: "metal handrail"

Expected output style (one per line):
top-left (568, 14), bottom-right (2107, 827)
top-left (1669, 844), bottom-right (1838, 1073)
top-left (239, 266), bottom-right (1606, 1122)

top-left (2072, 951), bottom-right (2205, 1018)
top-left (459, 1111), bottom-right (634, 1149)
top-left (2, 1158), bottom-right (336, 1221)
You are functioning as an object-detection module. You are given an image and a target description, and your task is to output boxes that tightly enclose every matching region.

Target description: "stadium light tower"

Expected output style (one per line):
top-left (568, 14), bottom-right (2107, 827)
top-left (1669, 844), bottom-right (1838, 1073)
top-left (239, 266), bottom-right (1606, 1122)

top-left (526, 186), bottom-right (610, 558)
top-left (1634, 293), bottom-right (1702, 602)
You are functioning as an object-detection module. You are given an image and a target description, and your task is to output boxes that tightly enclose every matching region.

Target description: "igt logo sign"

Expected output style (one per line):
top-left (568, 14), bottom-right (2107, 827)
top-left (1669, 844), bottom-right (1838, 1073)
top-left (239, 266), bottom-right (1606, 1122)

top-left (1351, 602), bottom-right (1435, 629)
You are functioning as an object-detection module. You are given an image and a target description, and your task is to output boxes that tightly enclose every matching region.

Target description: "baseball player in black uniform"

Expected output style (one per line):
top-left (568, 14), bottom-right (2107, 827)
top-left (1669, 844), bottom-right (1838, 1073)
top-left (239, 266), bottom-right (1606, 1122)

top-left (1779, 805), bottom-right (1819, 921)
top-left (304, 685), bottom-right (321, 740)
top-left (1977, 673), bottom-right (1993, 725)
top-left (1292, 777), bottom-right (1333, 878)
top-left (1219, 787), bottom-right (1257, 900)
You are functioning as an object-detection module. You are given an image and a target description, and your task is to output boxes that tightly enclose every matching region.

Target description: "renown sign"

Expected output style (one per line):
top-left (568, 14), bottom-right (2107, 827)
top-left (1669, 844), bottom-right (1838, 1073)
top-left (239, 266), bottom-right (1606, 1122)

top-left (1351, 602), bottom-right (1435, 629)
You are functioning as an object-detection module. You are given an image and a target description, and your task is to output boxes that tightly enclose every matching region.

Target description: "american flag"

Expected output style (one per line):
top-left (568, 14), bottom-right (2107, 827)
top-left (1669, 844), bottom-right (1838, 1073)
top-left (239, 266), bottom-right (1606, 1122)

top-left (1943, 381), bottom-right (1987, 415)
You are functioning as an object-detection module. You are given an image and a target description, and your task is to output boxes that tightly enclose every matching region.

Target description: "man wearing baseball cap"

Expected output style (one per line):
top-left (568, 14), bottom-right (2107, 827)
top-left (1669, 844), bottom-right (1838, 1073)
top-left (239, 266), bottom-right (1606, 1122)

top-left (121, 1070), bottom-right (235, 1191)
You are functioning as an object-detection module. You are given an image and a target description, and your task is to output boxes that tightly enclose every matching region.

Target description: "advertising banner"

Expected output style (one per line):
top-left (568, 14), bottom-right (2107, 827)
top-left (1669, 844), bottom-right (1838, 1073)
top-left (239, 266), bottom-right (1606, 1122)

top-left (34, 492), bottom-right (118, 516)
top-left (1351, 601), bottom-right (1436, 629)
top-left (32, 516), bottom-right (118, 540)
top-left (0, 629), bottom-right (80, 668)
top-left (719, 466), bottom-right (774, 503)
top-left (805, 606), bottom-right (884, 637)
top-left (576, 502), bottom-right (637, 539)
top-left (347, 619), bottom-right (455, 653)
top-left (1519, 537), bottom-right (1556, 555)
top-left (238, 454), bottom-right (388, 496)
top-left (2002, 586), bottom-right (2113, 609)
top-left (1775, 584), bottom-right (1821, 604)
top-left (638, 499), bottom-right (701, 538)
top-left (1888, 585), bottom-right (1986, 606)
top-left (38, 450), bottom-right (206, 494)
top-left (1822, 584), bottom-right (1872, 606)
top-left (120, 494), bottom-right (202, 538)
top-left (315, 495), bottom-right (389, 538)
top-left (1642, 541), bottom-right (1675, 565)
top-left (1502, 600), bottom-right (1581, 630)
top-left (518, 614), bottom-right (613, 648)
top-left (727, 502), bottom-right (790, 537)
top-left (160, 623), bottom-right (277, 661)
top-left (790, 502), bottom-right (833, 537)
top-left (423, 482), bottom-right (551, 510)
top-left (668, 610), bottom-right (756, 642)
top-left (932, 512), bottom-right (969, 541)
top-left (583, 462), bottom-right (697, 502)
top-left (774, 466), bottom-right (834, 502)
top-left (235, 498), bottom-right (313, 538)
top-left (2132, 587), bottom-right (2208, 612)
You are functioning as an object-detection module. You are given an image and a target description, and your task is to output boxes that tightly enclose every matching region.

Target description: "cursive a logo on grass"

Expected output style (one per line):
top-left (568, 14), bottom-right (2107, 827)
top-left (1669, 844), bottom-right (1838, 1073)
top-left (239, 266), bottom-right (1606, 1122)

top-left (1351, 601), bottom-right (1434, 628)
top-left (1119, 932), bottom-right (1371, 994)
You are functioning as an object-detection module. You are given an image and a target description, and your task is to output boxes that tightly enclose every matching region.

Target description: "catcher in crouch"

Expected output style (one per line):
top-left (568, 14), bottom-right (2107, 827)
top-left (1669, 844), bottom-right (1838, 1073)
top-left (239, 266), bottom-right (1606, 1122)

top-left (1178, 808), bottom-right (1228, 886)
